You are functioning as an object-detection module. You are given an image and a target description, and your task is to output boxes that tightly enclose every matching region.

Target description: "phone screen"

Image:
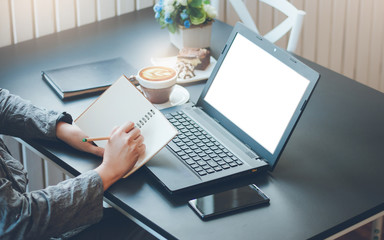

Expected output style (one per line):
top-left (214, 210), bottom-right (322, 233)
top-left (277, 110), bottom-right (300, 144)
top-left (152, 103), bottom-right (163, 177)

top-left (188, 184), bottom-right (269, 220)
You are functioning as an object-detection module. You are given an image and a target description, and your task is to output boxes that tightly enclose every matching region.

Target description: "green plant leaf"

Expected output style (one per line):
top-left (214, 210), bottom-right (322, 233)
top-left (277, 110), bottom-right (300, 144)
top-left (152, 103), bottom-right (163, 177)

top-left (190, 7), bottom-right (206, 25)
top-left (189, 0), bottom-right (203, 8)
top-left (167, 23), bottom-right (177, 33)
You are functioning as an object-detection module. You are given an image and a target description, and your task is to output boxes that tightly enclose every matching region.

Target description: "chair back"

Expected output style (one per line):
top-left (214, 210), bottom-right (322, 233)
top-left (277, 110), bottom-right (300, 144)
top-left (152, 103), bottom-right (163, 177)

top-left (211, 0), bottom-right (305, 52)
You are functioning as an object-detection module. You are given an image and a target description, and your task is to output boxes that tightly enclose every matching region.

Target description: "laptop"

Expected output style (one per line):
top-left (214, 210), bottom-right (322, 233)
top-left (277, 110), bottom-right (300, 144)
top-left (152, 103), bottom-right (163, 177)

top-left (146, 22), bottom-right (320, 194)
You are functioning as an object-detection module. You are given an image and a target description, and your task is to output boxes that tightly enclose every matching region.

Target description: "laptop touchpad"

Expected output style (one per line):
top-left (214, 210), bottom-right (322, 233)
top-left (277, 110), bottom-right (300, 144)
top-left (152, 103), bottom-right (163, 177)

top-left (146, 148), bottom-right (200, 191)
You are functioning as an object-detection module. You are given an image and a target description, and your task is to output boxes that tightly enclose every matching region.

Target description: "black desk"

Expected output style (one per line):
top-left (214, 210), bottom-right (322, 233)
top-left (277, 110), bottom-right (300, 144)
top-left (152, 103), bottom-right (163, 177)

top-left (1, 8), bottom-right (384, 240)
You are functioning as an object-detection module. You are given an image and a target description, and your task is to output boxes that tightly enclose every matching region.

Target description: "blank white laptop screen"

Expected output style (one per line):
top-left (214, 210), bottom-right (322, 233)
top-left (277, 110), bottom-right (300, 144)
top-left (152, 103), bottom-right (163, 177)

top-left (204, 33), bottom-right (310, 154)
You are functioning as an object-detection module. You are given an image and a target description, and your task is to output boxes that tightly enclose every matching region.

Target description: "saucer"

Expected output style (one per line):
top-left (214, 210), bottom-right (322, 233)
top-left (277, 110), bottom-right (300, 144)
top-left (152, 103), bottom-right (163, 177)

top-left (137, 84), bottom-right (190, 110)
top-left (153, 85), bottom-right (190, 109)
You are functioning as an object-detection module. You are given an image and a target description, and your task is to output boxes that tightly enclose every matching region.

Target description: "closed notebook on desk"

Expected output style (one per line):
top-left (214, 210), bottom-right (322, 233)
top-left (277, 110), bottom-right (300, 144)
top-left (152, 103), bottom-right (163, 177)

top-left (75, 75), bottom-right (178, 177)
top-left (42, 58), bottom-right (135, 99)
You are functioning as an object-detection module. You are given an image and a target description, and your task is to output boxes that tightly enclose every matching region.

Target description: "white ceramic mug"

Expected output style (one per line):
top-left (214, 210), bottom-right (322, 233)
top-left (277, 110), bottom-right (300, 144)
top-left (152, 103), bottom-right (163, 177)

top-left (137, 66), bottom-right (177, 104)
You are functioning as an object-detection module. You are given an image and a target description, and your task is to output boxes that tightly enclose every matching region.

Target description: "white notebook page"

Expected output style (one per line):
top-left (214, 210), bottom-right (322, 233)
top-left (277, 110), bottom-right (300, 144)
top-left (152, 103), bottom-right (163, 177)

top-left (75, 75), bottom-right (178, 177)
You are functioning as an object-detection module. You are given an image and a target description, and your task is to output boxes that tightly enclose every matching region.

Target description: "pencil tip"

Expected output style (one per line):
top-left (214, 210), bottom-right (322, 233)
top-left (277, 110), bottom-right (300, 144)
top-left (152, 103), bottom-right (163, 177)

top-left (82, 138), bottom-right (87, 142)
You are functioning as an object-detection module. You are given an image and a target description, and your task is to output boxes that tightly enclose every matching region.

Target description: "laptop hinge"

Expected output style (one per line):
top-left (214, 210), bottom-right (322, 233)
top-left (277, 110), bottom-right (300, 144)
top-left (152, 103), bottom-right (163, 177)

top-left (260, 158), bottom-right (268, 164)
top-left (244, 143), bottom-right (260, 160)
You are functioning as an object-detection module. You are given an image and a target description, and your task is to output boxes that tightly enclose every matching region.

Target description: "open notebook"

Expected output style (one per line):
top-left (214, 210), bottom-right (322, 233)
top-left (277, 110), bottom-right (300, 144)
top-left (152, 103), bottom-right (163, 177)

top-left (75, 75), bottom-right (178, 177)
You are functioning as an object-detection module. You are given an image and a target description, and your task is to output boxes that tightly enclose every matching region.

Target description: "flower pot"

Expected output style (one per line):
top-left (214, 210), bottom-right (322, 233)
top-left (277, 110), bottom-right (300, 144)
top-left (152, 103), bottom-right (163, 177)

top-left (169, 22), bottom-right (212, 49)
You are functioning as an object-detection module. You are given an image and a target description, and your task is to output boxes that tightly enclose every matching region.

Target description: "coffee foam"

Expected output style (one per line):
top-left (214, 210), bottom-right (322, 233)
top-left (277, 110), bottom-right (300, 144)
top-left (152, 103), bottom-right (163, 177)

top-left (139, 66), bottom-right (176, 81)
top-left (137, 66), bottom-right (177, 90)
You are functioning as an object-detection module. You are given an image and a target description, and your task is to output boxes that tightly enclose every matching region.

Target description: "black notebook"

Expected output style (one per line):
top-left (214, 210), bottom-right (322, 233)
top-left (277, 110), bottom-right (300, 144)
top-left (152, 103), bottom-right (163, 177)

top-left (42, 58), bottom-right (136, 99)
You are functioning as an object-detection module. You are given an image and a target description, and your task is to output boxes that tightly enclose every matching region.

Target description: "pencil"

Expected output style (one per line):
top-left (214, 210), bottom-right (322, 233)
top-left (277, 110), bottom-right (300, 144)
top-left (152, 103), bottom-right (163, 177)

top-left (82, 137), bottom-right (110, 142)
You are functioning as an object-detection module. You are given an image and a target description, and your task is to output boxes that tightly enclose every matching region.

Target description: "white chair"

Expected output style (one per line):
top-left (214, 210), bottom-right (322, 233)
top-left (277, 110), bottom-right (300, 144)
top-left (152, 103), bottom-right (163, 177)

top-left (211, 0), bottom-right (305, 52)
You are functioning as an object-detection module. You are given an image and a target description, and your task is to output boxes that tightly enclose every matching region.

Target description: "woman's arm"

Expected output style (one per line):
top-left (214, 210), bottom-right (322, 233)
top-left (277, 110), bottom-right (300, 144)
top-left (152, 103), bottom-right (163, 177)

top-left (0, 88), bottom-right (64, 140)
top-left (0, 170), bottom-right (104, 239)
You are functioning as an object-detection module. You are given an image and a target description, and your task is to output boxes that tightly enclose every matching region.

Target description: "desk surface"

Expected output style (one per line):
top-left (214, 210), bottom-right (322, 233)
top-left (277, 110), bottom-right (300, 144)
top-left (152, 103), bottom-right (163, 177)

top-left (1, 8), bottom-right (384, 240)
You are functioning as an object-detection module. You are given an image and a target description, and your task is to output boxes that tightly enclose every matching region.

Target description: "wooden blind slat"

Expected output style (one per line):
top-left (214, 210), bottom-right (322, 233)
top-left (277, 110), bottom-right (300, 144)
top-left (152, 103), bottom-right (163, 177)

top-left (97, 0), bottom-right (116, 21)
top-left (355, 0), bottom-right (374, 86)
top-left (367, 0), bottom-right (384, 90)
top-left (342, 0), bottom-right (359, 80)
top-left (0, 0), bottom-right (13, 47)
top-left (76, 0), bottom-right (96, 27)
top-left (329, 0), bottom-right (347, 73)
top-left (117, 0), bottom-right (135, 15)
top-left (34, 0), bottom-right (55, 38)
top-left (244, 0), bottom-right (257, 25)
top-left (273, 7), bottom-right (288, 50)
top-left (289, 0), bottom-right (304, 55)
top-left (257, 1), bottom-right (273, 36)
top-left (226, 0), bottom-right (240, 27)
top-left (136, 0), bottom-right (153, 10)
top-left (316, 0), bottom-right (332, 67)
top-left (381, 50), bottom-right (384, 91)
top-left (55, 0), bottom-right (76, 32)
top-left (301, 0), bottom-right (317, 61)
top-left (12, 0), bottom-right (34, 44)
top-left (44, 160), bottom-right (66, 187)
top-left (22, 146), bottom-right (45, 191)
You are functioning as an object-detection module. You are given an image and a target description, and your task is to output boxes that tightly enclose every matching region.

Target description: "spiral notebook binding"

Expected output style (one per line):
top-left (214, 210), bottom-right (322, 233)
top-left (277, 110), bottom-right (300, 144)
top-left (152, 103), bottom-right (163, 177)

top-left (136, 109), bottom-right (156, 128)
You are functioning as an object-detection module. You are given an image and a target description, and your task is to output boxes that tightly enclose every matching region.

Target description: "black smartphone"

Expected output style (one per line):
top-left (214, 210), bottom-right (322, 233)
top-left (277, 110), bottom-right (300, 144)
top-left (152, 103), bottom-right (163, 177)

top-left (188, 184), bottom-right (270, 220)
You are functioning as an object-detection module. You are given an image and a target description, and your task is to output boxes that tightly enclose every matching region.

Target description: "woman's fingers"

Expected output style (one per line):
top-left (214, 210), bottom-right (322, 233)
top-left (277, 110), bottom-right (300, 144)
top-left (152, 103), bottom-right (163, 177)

top-left (120, 121), bottom-right (135, 133)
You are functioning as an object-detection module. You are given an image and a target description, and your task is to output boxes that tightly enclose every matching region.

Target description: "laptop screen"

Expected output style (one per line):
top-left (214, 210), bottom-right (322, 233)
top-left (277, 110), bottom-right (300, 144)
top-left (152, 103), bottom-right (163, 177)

top-left (204, 33), bottom-right (309, 154)
top-left (196, 24), bottom-right (320, 170)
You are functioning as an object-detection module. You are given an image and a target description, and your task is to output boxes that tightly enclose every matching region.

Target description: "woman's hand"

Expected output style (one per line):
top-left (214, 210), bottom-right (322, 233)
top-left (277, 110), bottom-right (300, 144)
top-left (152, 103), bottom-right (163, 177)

top-left (56, 121), bottom-right (104, 157)
top-left (95, 122), bottom-right (145, 190)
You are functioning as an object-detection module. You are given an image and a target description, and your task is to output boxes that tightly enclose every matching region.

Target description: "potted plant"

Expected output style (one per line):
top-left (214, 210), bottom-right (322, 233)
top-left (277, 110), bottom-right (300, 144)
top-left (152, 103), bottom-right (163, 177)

top-left (153, 0), bottom-right (217, 49)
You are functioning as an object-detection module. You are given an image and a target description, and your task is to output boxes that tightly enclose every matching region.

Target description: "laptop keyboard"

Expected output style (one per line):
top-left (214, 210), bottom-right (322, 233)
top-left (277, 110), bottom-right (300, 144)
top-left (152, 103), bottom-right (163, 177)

top-left (165, 111), bottom-right (243, 176)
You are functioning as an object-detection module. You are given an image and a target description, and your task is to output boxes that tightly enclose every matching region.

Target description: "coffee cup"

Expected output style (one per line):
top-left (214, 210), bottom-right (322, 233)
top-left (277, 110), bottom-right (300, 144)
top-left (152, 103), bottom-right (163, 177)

top-left (137, 66), bottom-right (177, 104)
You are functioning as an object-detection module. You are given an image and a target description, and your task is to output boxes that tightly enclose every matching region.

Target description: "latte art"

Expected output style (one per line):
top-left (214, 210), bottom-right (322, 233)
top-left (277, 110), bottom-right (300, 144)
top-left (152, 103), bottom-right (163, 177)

top-left (139, 66), bottom-right (176, 81)
top-left (137, 66), bottom-right (177, 103)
